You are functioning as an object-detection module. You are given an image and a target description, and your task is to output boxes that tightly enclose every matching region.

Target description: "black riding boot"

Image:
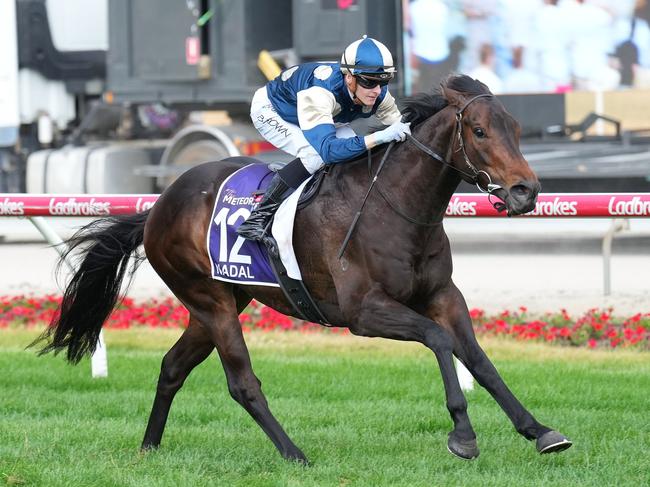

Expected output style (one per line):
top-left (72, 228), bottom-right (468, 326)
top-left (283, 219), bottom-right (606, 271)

top-left (237, 159), bottom-right (312, 242)
top-left (236, 173), bottom-right (290, 241)
top-left (237, 158), bottom-right (312, 241)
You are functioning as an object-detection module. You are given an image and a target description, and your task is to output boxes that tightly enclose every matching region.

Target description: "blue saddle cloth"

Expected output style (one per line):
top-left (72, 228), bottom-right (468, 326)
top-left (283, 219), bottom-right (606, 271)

top-left (207, 163), bottom-right (279, 287)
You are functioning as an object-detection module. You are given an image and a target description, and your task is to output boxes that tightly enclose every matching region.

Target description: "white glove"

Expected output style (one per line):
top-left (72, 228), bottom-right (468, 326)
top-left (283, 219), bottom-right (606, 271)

top-left (370, 120), bottom-right (411, 146)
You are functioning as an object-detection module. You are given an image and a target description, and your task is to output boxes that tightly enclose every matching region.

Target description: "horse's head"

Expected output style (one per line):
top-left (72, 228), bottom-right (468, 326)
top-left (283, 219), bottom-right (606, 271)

top-left (441, 76), bottom-right (540, 216)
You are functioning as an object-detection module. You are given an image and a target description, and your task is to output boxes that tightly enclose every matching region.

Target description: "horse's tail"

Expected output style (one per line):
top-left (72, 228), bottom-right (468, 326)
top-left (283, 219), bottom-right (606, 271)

top-left (32, 210), bottom-right (150, 363)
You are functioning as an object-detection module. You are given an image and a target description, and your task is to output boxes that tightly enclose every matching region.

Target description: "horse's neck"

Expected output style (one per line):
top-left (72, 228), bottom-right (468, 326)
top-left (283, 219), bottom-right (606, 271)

top-left (386, 109), bottom-right (461, 223)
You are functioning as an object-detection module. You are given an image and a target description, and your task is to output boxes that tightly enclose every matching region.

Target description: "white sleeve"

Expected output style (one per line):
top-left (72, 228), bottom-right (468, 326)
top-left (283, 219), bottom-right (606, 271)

top-left (375, 91), bottom-right (403, 125)
top-left (297, 86), bottom-right (337, 130)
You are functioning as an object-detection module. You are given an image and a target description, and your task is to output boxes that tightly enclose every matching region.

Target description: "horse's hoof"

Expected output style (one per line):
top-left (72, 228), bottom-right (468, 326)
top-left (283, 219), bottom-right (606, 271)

top-left (139, 444), bottom-right (159, 455)
top-left (536, 430), bottom-right (572, 454)
top-left (284, 449), bottom-right (310, 465)
top-left (447, 434), bottom-right (480, 460)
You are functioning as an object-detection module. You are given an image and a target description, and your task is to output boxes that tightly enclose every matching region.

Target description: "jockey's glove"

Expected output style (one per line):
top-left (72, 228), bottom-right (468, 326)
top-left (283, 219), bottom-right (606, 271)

top-left (365, 120), bottom-right (412, 148)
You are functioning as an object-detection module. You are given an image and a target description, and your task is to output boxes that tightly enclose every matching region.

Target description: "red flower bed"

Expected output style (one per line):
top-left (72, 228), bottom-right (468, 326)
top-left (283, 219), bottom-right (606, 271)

top-left (471, 306), bottom-right (649, 350)
top-left (1, 295), bottom-right (647, 350)
top-left (0, 295), bottom-right (344, 335)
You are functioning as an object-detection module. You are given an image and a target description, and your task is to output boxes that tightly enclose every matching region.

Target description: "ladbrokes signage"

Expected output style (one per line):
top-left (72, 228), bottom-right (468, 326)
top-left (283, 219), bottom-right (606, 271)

top-left (444, 194), bottom-right (650, 217)
top-left (0, 194), bottom-right (159, 216)
top-left (528, 197), bottom-right (578, 216)
top-left (607, 196), bottom-right (650, 216)
top-left (48, 197), bottom-right (111, 216)
top-left (3, 193), bottom-right (650, 218)
top-left (0, 197), bottom-right (24, 215)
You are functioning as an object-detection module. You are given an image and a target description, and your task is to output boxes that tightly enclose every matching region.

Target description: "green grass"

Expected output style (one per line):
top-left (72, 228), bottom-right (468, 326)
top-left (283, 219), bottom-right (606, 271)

top-left (1, 329), bottom-right (649, 487)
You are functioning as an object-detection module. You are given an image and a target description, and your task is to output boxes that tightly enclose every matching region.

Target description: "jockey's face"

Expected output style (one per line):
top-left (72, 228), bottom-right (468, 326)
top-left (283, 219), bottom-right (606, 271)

top-left (345, 74), bottom-right (381, 107)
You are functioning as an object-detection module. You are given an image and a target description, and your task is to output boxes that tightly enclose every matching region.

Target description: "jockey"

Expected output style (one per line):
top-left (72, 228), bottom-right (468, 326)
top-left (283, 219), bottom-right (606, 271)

top-left (237, 35), bottom-right (411, 242)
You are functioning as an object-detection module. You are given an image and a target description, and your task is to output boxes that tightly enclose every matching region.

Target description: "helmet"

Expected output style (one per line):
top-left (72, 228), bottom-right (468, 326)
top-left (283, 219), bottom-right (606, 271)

top-left (340, 36), bottom-right (396, 80)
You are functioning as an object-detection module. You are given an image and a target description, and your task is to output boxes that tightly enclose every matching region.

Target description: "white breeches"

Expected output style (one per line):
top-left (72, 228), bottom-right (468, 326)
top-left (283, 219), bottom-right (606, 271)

top-left (250, 87), bottom-right (356, 174)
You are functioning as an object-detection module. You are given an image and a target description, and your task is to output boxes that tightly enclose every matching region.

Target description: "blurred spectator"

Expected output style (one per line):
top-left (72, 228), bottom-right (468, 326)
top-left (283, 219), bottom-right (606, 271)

top-left (468, 44), bottom-right (504, 93)
top-left (408, 0), bottom-right (455, 92)
top-left (459, 0), bottom-right (499, 72)
top-left (609, 0), bottom-right (637, 39)
top-left (635, 0), bottom-right (650, 67)
top-left (532, 0), bottom-right (573, 92)
top-left (614, 11), bottom-right (641, 86)
top-left (564, 0), bottom-right (620, 90)
top-left (500, 0), bottom-right (543, 76)
top-left (402, 0), bottom-right (649, 93)
top-left (592, 0), bottom-right (635, 20)
top-left (632, 0), bottom-right (650, 86)
top-left (502, 47), bottom-right (543, 93)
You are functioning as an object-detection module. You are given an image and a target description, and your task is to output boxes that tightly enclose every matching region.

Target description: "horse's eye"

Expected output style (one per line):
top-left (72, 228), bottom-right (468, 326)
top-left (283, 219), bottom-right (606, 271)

top-left (473, 127), bottom-right (486, 138)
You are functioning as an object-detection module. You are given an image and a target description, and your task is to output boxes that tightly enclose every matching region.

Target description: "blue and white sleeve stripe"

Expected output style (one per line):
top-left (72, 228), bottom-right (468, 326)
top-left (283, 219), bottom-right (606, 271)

top-left (302, 124), bottom-right (367, 163)
top-left (297, 86), bottom-right (367, 163)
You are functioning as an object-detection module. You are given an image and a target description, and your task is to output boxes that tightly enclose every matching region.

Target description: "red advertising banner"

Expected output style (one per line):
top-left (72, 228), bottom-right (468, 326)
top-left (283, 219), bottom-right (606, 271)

top-left (0, 194), bottom-right (158, 217)
top-left (444, 194), bottom-right (650, 218)
top-left (2, 193), bottom-right (650, 218)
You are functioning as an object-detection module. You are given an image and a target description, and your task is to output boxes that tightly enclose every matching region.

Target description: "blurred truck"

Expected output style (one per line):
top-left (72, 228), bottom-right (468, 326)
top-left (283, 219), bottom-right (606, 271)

top-left (0, 0), bottom-right (402, 194)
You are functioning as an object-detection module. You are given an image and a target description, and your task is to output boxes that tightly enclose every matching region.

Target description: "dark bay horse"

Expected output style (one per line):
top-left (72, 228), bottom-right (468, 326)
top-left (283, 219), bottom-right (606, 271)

top-left (36, 75), bottom-right (571, 462)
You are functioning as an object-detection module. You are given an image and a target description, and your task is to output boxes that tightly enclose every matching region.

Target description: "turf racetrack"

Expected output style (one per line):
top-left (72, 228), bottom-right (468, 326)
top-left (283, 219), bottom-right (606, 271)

top-left (1, 329), bottom-right (648, 486)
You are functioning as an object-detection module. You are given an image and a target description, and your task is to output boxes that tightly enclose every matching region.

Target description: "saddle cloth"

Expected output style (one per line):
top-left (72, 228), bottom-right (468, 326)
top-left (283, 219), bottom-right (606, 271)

top-left (207, 163), bottom-right (311, 286)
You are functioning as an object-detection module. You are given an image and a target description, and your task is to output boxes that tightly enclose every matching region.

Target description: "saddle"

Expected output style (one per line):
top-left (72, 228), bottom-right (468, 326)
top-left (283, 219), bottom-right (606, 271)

top-left (255, 164), bottom-right (328, 209)
top-left (297, 165), bottom-right (329, 209)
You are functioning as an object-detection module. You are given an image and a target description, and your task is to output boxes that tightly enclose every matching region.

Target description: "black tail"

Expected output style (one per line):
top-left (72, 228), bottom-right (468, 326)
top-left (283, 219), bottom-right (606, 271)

top-left (32, 210), bottom-right (150, 363)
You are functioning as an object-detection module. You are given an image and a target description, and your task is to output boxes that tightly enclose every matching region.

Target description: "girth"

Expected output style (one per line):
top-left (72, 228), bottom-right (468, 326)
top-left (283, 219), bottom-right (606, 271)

top-left (264, 241), bottom-right (330, 325)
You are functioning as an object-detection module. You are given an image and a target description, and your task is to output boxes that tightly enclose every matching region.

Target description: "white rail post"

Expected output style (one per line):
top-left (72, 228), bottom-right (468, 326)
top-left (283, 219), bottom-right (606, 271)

top-left (601, 218), bottom-right (629, 296)
top-left (28, 216), bottom-right (108, 378)
top-left (455, 357), bottom-right (474, 391)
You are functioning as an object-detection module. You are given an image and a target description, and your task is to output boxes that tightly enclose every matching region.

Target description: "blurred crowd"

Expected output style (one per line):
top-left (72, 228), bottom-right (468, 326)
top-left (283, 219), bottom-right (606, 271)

top-left (405, 0), bottom-right (650, 94)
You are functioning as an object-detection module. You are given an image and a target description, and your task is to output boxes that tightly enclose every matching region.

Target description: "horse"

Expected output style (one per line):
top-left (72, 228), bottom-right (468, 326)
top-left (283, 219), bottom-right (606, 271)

top-left (35, 75), bottom-right (572, 463)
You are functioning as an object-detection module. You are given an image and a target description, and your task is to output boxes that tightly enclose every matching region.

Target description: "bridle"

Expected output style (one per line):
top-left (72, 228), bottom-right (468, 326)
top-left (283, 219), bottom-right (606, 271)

top-left (407, 93), bottom-right (503, 196)
top-left (375, 93), bottom-right (507, 225)
top-left (338, 93), bottom-right (506, 258)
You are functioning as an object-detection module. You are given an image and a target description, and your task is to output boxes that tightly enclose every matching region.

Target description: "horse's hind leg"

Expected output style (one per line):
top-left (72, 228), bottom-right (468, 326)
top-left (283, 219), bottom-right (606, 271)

top-left (209, 302), bottom-right (308, 463)
top-left (432, 284), bottom-right (572, 454)
top-left (141, 289), bottom-right (252, 450)
top-left (142, 318), bottom-right (214, 450)
top-left (143, 287), bottom-right (305, 461)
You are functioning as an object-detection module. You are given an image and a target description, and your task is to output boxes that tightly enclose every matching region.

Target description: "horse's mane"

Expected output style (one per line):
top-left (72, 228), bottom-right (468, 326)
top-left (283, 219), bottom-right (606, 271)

top-left (400, 75), bottom-right (491, 128)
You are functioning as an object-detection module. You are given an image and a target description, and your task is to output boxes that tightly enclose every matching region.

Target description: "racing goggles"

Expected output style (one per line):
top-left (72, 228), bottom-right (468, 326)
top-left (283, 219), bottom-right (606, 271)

top-left (355, 73), bottom-right (393, 89)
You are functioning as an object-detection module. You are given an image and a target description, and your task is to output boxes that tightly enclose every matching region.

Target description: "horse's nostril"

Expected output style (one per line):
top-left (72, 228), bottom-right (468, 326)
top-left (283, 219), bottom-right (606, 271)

top-left (510, 184), bottom-right (531, 199)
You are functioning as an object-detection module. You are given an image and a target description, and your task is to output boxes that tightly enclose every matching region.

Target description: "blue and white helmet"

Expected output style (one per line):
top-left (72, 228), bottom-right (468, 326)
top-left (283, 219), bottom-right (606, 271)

top-left (340, 36), bottom-right (396, 79)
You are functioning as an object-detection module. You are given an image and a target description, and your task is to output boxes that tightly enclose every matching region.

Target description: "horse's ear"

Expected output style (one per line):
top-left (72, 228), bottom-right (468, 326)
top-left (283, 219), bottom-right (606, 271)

top-left (440, 83), bottom-right (465, 109)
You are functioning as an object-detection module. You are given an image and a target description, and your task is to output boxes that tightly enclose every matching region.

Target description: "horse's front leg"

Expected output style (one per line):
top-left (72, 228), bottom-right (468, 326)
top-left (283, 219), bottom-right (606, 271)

top-left (430, 283), bottom-right (572, 455)
top-left (347, 285), bottom-right (480, 460)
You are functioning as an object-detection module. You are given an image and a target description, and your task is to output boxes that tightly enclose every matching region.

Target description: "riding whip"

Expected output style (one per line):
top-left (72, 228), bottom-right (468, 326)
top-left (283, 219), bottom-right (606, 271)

top-left (337, 141), bottom-right (395, 260)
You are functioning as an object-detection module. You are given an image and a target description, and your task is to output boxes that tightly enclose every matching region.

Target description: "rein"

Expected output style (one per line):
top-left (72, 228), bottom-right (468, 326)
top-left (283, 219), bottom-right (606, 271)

top-left (337, 93), bottom-right (506, 259)
top-left (337, 141), bottom-right (397, 259)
